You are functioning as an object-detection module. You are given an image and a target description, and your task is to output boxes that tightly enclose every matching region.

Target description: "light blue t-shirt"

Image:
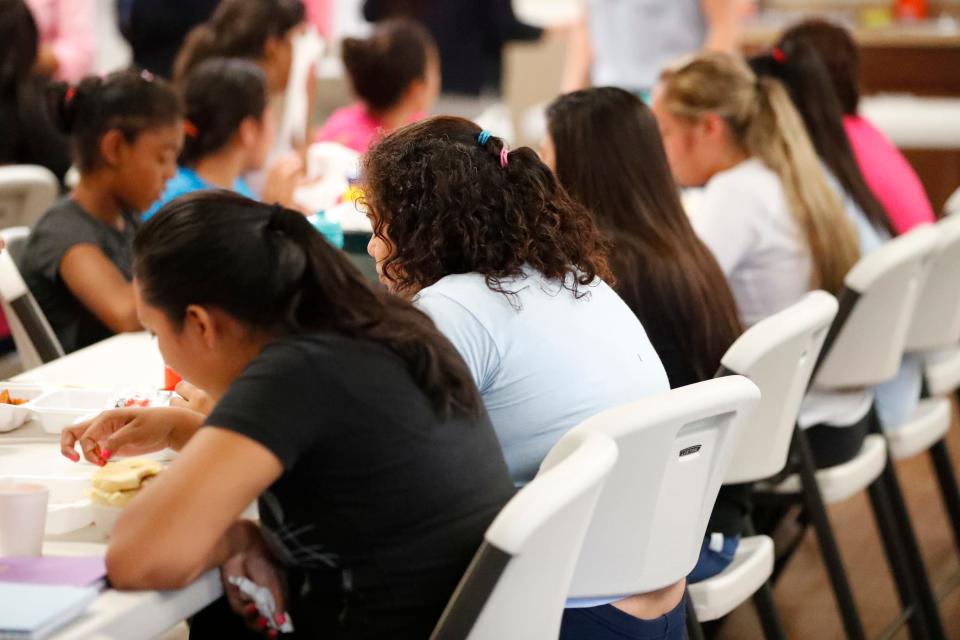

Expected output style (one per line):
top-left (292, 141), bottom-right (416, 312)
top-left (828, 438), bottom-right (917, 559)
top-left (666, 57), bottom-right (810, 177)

top-left (142, 166), bottom-right (255, 220)
top-left (415, 266), bottom-right (670, 486)
top-left (588, 0), bottom-right (706, 93)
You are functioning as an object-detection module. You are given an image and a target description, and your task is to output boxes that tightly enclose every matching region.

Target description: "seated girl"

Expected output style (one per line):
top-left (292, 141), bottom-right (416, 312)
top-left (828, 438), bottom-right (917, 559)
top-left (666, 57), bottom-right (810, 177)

top-left (19, 70), bottom-right (182, 353)
top-left (652, 52), bottom-right (867, 467)
top-left (544, 86), bottom-right (746, 585)
top-left (143, 58), bottom-right (298, 220)
top-left (748, 40), bottom-right (890, 253)
top-left (748, 41), bottom-right (922, 431)
top-left (779, 19), bottom-right (935, 234)
top-left (363, 116), bottom-right (679, 639)
top-left (174, 0), bottom-right (305, 96)
top-left (61, 192), bottom-right (514, 639)
top-left (316, 19), bottom-right (439, 153)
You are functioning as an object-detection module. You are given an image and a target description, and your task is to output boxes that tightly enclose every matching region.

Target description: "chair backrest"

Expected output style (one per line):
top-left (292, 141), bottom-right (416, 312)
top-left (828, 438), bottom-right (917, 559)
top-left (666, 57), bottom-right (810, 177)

top-left (431, 433), bottom-right (617, 640)
top-left (0, 166), bottom-right (58, 228)
top-left (721, 291), bottom-right (838, 483)
top-left (905, 214), bottom-right (960, 352)
top-left (815, 224), bottom-right (939, 389)
top-left (945, 186), bottom-right (960, 216)
top-left (539, 376), bottom-right (759, 599)
top-left (0, 229), bottom-right (64, 369)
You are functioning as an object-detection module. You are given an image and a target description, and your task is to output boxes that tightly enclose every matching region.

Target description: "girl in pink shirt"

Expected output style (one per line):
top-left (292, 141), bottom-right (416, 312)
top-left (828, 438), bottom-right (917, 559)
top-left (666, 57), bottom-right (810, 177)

top-left (316, 19), bottom-right (439, 153)
top-left (780, 19), bottom-right (935, 234)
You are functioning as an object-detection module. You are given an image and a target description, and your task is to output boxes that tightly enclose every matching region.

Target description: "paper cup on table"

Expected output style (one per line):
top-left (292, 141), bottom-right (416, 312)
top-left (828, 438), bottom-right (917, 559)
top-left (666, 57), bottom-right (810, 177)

top-left (0, 483), bottom-right (49, 557)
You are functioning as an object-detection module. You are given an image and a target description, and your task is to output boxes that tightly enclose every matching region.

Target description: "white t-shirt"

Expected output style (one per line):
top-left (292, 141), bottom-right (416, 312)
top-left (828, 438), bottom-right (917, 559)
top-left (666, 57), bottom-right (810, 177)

top-left (415, 266), bottom-right (669, 485)
top-left (689, 158), bottom-right (812, 328)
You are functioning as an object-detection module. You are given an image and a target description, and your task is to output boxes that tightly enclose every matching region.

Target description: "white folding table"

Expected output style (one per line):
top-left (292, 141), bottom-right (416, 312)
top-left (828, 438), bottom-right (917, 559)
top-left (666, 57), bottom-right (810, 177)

top-left (0, 332), bottom-right (224, 639)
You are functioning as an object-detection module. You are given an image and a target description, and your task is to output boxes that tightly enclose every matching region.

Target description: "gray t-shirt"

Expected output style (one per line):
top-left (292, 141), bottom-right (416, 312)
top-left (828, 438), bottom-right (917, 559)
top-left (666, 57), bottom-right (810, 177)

top-left (588, 0), bottom-right (706, 93)
top-left (19, 199), bottom-right (139, 353)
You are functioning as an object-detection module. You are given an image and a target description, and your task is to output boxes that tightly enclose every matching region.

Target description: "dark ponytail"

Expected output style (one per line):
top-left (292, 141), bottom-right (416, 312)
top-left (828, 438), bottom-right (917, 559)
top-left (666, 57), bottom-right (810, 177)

top-left (135, 191), bottom-right (481, 418)
top-left (749, 42), bottom-right (893, 236)
top-left (179, 58), bottom-right (267, 166)
top-left (45, 70), bottom-right (182, 172)
top-left (174, 0), bottom-right (305, 83)
top-left (341, 19), bottom-right (435, 112)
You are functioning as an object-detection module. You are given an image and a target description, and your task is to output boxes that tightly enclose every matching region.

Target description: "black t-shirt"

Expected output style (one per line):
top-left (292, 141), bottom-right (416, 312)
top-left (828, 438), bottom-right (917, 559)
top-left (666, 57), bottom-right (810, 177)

top-left (206, 333), bottom-right (514, 639)
top-left (18, 199), bottom-right (139, 353)
top-left (363, 0), bottom-right (543, 96)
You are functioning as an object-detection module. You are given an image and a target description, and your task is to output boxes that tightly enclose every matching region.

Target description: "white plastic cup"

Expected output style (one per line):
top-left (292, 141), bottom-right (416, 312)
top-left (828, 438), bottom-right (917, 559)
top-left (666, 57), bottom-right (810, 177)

top-left (0, 482), bottom-right (49, 557)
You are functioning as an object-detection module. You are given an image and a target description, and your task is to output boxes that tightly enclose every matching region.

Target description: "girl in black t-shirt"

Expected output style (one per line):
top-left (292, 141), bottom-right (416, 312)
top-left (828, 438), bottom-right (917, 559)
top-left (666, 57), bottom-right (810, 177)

top-left (19, 70), bottom-right (183, 352)
top-left (61, 192), bottom-right (514, 639)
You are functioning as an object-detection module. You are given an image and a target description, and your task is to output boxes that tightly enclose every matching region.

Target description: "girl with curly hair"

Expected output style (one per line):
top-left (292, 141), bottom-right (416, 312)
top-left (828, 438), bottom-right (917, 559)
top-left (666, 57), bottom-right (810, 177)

top-left (364, 117), bottom-right (679, 639)
top-left (364, 116), bottom-right (669, 489)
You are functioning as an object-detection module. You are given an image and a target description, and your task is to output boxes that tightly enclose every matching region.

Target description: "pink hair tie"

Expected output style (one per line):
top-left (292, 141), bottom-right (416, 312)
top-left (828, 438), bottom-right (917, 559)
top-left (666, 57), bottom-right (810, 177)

top-left (500, 146), bottom-right (510, 168)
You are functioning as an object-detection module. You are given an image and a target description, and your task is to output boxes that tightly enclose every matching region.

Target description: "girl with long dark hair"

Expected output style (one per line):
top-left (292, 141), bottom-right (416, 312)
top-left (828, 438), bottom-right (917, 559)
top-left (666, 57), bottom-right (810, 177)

top-left (61, 192), bottom-right (513, 639)
top-left (545, 87), bottom-right (748, 589)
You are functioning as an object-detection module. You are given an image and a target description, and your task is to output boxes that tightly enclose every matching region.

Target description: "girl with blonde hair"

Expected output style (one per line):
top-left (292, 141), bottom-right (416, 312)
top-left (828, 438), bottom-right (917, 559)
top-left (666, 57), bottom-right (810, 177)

top-left (653, 52), bottom-right (874, 470)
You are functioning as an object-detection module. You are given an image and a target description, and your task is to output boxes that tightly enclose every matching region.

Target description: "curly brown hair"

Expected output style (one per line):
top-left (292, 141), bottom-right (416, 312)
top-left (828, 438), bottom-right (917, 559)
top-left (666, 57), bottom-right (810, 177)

top-left (362, 116), bottom-right (612, 298)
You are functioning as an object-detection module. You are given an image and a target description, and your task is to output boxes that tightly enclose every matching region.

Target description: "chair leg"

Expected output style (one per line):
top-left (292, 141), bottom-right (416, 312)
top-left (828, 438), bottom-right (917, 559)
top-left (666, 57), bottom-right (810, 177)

top-left (751, 582), bottom-right (787, 640)
top-left (867, 475), bottom-right (930, 639)
top-left (792, 427), bottom-right (868, 640)
top-left (928, 437), bottom-right (960, 555)
top-left (876, 452), bottom-right (947, 640)
top-left (685, 590), bottom-right (706, 640)
top-left (743, 518), bottom-right (788, 640)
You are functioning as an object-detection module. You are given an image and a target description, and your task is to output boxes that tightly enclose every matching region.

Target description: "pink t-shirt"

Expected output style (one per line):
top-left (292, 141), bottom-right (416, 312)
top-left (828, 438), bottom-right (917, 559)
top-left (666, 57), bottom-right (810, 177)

top-left (844, 115), bottom-right (935, 235)
top-left (316, 104), bottom-right (424, 154)
top-left (25, 0), bottom-right (95, 83)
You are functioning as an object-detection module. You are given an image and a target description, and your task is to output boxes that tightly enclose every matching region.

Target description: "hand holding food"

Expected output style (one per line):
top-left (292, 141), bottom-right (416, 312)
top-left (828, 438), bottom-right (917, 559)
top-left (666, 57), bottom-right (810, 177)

top-left (61, 407), bottom-right (205, 465)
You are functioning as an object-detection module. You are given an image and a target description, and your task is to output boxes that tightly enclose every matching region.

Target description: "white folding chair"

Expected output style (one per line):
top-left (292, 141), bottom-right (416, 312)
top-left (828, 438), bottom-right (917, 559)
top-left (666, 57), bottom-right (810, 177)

top-left (0, 165), bottom-right (58, 229)
top-left (766, 224), bottom-right (944, 639)
top-left (430, 433), bottom-right (617, 640)
top-left (540, 376), bottom-right (758, 637)
top-left (688, 291), bottom-right (838, 639)
top-left (898, 213), bottom-right (960, 563)
top-left (0, 228), bottom-right (64, 370)
top-left (945, 185), bottom-right (960, 216)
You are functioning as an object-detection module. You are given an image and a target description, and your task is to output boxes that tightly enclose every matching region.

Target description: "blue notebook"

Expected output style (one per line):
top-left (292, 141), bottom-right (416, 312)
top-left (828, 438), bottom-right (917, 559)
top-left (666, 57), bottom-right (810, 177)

top-left (0, 583), bottom-right (97, 639)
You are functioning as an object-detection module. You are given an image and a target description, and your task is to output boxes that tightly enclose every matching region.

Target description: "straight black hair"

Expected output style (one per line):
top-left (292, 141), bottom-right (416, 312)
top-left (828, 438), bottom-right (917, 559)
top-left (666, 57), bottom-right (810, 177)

top-left (780, 18), bottom-right (861, 115)
top-left (342, 19), bottom-right (435, 112)
top-left (749, 42), bottom-right (893, 236)
top-left (174, 0), bottom-right (305, 83)
top-left (135, 191), bottom-right (482, 418)
top-left (546, 87), bottom-right (743, 384)
top-left (46, 70), bottom-right (182, 173)
top-left (179, 58), bottom-right (267, 165)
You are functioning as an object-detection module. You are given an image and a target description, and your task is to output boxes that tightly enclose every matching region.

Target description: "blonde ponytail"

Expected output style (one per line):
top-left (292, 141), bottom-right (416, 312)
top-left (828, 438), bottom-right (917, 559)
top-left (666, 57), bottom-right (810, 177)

top-left (660, 52), bottom-right (860, 294)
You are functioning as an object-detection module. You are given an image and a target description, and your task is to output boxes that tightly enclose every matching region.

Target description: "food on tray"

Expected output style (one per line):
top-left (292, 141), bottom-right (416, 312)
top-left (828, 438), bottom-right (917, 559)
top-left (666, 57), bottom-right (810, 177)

top-left (89, 458), bottom-right (163, 508)
top-left (0, 389), bottom-right (28, 405)
top-left (112, 390), bottom-right (173, 409)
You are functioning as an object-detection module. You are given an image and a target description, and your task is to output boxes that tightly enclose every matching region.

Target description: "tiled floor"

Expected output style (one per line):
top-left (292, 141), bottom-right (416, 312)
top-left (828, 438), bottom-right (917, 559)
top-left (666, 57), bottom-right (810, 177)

top-left (719, 402), bottom-right (960, 639)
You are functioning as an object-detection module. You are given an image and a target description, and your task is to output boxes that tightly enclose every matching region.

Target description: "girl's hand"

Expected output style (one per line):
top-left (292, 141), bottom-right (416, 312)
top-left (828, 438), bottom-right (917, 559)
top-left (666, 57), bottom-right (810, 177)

top-left (222, 523), bottom-right (289, 637)
top-left (170, 380), bottom-right (215, 417)
top-left (61, 407), bottom-right (204, 464)
top-left (262, 154), bottom-right (307, 213)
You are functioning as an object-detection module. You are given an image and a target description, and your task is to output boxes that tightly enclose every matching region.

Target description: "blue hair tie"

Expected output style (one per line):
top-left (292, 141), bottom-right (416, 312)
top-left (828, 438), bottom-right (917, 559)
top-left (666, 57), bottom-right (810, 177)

top-left (477, 130), bottom-right (492, 146)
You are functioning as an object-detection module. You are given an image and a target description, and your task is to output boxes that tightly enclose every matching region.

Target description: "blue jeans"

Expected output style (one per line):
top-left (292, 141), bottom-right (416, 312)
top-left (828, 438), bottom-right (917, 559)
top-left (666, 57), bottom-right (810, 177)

top-left (560, 599), bottom-right (686, 640)
top-left (688, 534), bottom-right (740, 583)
